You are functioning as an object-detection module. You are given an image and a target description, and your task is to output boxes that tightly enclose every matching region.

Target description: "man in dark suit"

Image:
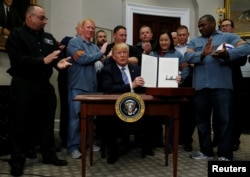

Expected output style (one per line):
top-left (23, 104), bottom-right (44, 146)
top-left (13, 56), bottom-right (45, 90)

top-left (101, 43), bottom-right (144, 94)
top-left (0, 0), bottom-right (22, 36)
top-left (99, 42), bottom-right (154, 164)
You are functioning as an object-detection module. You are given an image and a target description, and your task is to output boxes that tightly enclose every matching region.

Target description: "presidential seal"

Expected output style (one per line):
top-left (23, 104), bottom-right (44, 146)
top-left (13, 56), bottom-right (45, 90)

top-left (115, 92), bottom-right (145, 123)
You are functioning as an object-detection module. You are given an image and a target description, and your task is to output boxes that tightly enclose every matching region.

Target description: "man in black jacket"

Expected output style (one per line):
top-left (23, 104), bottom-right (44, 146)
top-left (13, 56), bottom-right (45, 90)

top-left (135, 25), bottom-right (156, 66)
top-left (212, 19), bottom-right (247, 151)
top-left (5, 5), bottom-right (71, 176)
top-left (104, 25), bottom-right (139, 66)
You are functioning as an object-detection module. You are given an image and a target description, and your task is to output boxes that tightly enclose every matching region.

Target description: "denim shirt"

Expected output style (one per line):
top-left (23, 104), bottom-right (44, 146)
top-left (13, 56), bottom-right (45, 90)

top-left (67, 35), bottom-right (103, 91)
top-left (184, 30), bottom-right (250, 90)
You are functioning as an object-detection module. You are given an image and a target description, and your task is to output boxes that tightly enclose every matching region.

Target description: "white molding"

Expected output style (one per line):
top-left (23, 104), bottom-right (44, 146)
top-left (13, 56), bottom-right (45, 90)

top-left (125, 2), bottom-right (190, 45)
top-left (54, 119), bottom-right (60, 132)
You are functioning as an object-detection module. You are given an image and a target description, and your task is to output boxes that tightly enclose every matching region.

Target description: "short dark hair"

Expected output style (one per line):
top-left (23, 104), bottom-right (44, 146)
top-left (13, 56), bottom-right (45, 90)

top-left (95, 29), bottom-right (106, 38)
top-left (139, 25), bottom-right (152, 33)
top-left (154, 29), bottom-right (175, 52)
top-left (176, 25), bottom-right (189, 31)
top-left (25, 4), bottom-right (42, 16)
top-left (199, 14), bottom-right (216, 23)
top-left (220, 18), bottom-right (234, 28)
top-left (113, 25), bottom-right (126, 34)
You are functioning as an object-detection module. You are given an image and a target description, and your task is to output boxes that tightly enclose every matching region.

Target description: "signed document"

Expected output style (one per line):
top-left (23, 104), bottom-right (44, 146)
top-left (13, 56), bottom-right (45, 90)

top-left (141, 54), bottom-right (179, 88)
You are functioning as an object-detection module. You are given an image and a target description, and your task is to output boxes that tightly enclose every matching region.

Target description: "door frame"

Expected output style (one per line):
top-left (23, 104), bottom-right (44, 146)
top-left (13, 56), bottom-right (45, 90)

top-left (125, 2), bottom-right (190, 45)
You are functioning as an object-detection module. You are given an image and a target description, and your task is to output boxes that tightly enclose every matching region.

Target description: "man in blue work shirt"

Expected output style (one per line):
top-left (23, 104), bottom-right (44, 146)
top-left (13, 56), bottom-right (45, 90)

top-left (185, 14), bottom-right (250, 161)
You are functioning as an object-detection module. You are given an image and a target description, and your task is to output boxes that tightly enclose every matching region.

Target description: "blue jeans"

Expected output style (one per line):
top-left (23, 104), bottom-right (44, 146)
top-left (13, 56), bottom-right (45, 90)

top-left (194, 88), bottom-right (233, 160)
top-left (67, 88), bottom-right (86, 153)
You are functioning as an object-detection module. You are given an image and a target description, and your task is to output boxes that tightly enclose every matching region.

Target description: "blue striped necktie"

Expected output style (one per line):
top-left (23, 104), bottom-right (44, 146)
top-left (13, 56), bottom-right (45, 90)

top-left (121, 67), bottom-right (129, 84)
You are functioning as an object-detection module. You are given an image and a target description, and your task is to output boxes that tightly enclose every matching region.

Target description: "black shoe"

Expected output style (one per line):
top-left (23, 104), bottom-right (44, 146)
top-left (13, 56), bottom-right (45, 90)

top-left (100, 146), bottom-right (106, 158)
top-left (141, 148), bottom-right (155, 158)
top-left (26, 149), bottom-right (37, 159)
top-left (43, 155), bottom-right (67, 166)
top-left (107, 152), bottom-right (119, 164)
top-left (184, 144), bottom-right (193, 152)
top-left (9, 158), bottom-right (26, 177)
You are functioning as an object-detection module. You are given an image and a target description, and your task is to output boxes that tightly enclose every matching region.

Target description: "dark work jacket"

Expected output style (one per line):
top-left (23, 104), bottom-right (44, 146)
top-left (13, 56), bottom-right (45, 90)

top-left (6, 25), bottom-right (60, 81)
top-left (231, 56), bottom-right (247, 91)
top-left (135, 39), bottom-right (156, 66)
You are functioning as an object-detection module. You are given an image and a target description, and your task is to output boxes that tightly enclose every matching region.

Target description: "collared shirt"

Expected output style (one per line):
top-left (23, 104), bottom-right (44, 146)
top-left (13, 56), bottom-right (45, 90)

top-left (117, 64), bottom-right (134, 92)
top-left (3, 3), bottom-right (8, 16)
top-left (175, 42), bottom-right (188, 56)
top-left (185, 30), bottom-right (250, 90)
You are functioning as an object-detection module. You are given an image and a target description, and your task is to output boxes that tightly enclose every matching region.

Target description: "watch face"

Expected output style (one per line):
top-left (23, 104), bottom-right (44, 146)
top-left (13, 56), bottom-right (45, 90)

top-left (115, 92), bottom-right (145, 123)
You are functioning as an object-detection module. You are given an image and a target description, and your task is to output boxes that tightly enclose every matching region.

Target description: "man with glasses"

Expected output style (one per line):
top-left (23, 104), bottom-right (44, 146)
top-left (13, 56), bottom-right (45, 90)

top-left (31, 13), bottom-right (48, 21)
top-left (219, 19), bottom-right (234, 33)
top-left (5, 5), bottom-right (71, 176)
top-left (212, 19), bottom-right (247, 151)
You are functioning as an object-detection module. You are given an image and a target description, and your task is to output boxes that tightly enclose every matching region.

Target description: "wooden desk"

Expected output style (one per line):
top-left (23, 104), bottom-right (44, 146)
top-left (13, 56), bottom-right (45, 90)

top-left (75, 88), bottom-right (194, 177)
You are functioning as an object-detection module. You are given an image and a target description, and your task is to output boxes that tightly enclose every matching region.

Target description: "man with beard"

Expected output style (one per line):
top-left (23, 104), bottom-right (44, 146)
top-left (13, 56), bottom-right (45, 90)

top-left (95, 29), bottom-right (107, 48)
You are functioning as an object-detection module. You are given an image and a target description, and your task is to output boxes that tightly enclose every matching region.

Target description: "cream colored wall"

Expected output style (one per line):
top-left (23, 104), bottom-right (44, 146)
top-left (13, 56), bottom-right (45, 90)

top-left (38, 0), bottom-right (223, 41)
top-left (0, 0), bottom-right (224, 120)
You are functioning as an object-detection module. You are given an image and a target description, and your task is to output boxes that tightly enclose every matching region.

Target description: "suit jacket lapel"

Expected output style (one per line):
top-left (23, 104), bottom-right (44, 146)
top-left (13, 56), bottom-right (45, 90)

top-left (128, 65), bottom-right (137, 81)
top-left (113, 63), bottom-right (124, 83)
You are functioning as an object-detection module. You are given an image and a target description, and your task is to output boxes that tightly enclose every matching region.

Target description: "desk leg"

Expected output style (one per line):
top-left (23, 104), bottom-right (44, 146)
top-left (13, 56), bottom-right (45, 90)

top-left (89, 116), bottom-right (94, 166)
top-left (81, 105), bottom-right (87, 177)
top-left (165, 118), bottom-right (169, 166)
top-left (173, 104), bottom-right (179, 177)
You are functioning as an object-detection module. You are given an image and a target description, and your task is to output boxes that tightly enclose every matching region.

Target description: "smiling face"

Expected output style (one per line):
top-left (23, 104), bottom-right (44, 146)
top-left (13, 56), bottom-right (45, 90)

top-left (159, 33), bottom-right (171, 52)
top-left (81, 19), bottom-right (95, 41)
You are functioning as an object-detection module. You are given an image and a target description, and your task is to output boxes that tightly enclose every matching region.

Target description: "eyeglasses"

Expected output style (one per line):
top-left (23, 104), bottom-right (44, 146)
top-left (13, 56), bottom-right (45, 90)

top-left (220, 24), bottom-right (231, 28)
top-left (32, 14), bottom-right (48, 21)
